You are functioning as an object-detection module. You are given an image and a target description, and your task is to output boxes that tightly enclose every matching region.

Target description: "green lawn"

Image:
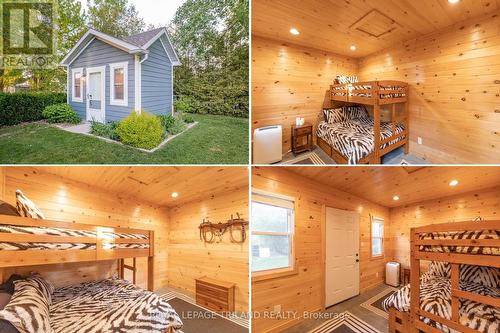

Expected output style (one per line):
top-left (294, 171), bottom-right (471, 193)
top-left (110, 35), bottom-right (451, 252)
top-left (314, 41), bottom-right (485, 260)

top-left (0, 114), bottom-right (248, 164)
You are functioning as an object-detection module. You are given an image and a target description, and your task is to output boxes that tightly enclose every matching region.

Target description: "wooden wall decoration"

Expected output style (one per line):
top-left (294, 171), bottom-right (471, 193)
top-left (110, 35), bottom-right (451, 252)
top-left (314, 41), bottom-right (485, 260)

top-left (168, 188), bottom-right (249, 312)
top-left (252, 36), bottom-right (358, 153)
top-left (388, 186), bottom-right (500, 268)
top-left (0, 167), bottom-right (170, 290)
top-left (358, 11), bottom-right (500, 164)
top-left (198, 213), bottom-right (249, 244)
top-left (252, 167), bottom-right (389, 333)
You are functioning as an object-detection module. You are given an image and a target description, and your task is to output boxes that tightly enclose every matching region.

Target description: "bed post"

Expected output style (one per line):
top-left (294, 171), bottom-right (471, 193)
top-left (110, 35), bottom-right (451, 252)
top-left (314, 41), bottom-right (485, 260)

top-left (409, 227), bottom-right (420, 332)
top-left (147, 230), bottom-right (154, 291)
top-left (404, 84), bottom-right (410, 154)
top-left (0, 268), bottom-right (3, 283)
top-left (373, 82), bottom-right (381, 164)
top-left (450, 263), bottom-right (460, 323)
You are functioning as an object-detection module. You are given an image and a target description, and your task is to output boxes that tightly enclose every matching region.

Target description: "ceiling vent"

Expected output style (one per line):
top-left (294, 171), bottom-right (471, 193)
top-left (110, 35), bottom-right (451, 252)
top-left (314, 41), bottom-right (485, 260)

top-left (350, 9), bottom-right (401, 38)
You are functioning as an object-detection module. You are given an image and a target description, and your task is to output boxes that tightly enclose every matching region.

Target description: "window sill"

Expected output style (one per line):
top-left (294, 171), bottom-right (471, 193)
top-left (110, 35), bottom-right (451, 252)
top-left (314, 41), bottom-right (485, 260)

top-left (370, 254), bottom-right (384, 260)
top-left (110, 100), bottom-right (128, 107)
top-left (252, 266), bottom-right (298, 283)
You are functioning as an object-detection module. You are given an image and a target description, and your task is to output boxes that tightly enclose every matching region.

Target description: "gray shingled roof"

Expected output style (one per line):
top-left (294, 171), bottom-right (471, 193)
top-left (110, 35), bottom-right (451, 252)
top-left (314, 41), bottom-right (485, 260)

top-left (122, 28), bottom-right (164, 47)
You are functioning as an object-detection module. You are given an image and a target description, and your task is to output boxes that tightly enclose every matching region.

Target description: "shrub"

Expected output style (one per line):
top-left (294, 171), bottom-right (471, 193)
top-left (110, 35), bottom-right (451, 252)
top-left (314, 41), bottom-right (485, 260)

top-left (42, 104), bottom-right (80, 124)
top-left (182, 114), bottom-right (195, 124)
top-left (175, 96), bottom-right (192, 113)
top-left (168, 116), bottom-right (187, 135)
top-left (158, 114), bottom-right (176, 131)
top-left (90, 121), bottom-right (118, 140)
top-left (0, 92), bottom-right (67, 126)
top-left (115, 111), bottom-right (165, 149)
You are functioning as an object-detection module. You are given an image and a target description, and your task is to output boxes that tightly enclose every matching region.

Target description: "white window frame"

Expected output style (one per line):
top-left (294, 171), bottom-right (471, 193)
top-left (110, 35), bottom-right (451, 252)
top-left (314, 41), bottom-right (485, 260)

top-left (109, 61), bottom-right (128, 106)
top-left (251, 190), bottom-right (297, 281)
top-left (71, 68), bottom-right (83, 102)
top-left (371, 216), bottom-right (384, 258)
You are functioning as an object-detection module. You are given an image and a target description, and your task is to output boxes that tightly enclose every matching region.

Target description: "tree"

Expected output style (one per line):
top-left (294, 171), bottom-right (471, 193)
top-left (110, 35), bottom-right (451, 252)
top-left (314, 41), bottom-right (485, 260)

top-left (87, 0), bottom-right (145, 38)
top-left (170, 0), bottom-right (249, 117)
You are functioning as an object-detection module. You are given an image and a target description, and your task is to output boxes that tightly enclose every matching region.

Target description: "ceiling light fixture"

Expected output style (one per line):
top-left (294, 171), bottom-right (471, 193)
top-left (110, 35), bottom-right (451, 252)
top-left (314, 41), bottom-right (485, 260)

top-left (449, 180), bottom-right (459, 187)
top-left (289, 28), bottom-right (300, 35)
top-left (448, 0), bottom-right (460, 4)
top-left (393, 195), bottom-right (400, 201)
top-left (171, 192), bottom-right (179, 198)
top-left (350, 45), bottom-right (357, 51)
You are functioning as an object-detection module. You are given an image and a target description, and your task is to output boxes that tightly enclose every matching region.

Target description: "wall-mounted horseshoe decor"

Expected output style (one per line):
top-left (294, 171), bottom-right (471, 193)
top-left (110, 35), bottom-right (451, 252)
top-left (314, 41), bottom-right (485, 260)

top-left (198, 213), bottom-right (248, 244)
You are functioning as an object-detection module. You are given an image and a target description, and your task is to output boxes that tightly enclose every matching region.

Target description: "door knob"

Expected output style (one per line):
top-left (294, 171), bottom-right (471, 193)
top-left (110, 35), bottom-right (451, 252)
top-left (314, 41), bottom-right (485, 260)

top-left (356, 259), bottom-right (359, 263)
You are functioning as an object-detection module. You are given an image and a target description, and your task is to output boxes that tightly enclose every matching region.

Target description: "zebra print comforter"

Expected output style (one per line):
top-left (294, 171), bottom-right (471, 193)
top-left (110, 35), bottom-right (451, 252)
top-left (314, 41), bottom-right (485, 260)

top-left (383, 276), bottom-right (499, 333)
top-left (0, 224), bottom-right (149, 251)
top-left (419, 229), bottom-right (499, 255)
top-left (50, 279), bottom-right (183, 333)
top-left (317, 120), bottom-right (405, 164)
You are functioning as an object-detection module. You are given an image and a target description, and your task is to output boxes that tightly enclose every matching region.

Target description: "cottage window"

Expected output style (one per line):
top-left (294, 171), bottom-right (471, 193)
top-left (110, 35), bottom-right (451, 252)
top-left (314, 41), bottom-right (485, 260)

top-left (71, 68), bottom-right (83, 102)
top-left (371, 217), bottom-right (384, 258)
top-left (110, 62), bottom-right (128, 106)
top-left (251, 191), bottom-right (296, 280)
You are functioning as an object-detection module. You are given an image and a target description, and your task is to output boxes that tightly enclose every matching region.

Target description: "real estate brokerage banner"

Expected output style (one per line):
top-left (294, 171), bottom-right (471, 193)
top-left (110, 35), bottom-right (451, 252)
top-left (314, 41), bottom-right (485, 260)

top-left (0, 0), bottom-right (58, 69)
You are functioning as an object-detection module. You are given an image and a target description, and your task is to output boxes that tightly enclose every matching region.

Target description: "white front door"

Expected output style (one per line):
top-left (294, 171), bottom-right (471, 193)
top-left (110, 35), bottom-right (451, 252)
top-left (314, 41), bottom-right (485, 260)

top-left (86, 66), bottom-right (105, 123)
top-left (325, 207), bottom-right (359, 307)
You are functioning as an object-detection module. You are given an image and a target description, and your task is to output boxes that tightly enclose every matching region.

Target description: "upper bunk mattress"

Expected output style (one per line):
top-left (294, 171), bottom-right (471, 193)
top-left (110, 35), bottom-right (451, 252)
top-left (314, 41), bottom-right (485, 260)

top-left (50, 278), bottom-right (183, 333)
top-left (383, 275), bottom-right (500, 333)
top-left (0, 223), bottom-right (149, 251)
top-left (419, 229), bottom-right (499, 255)
top-left (317, 119), bottom-right (406, 164)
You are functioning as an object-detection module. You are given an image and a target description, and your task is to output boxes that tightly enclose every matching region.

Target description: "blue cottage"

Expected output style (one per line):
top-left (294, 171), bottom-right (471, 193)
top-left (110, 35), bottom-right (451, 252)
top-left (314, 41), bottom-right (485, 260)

top-left (61, 28), bottom-right (181, 123)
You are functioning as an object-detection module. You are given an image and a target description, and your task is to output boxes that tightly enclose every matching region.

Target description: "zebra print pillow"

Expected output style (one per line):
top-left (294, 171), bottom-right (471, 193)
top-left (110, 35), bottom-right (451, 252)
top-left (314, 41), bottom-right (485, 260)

top-left (323, 108), bottom-right (346, 123)
top-left (26, 275), bottom-right (54, 306)
top-left (0, 279), bottom-right (52, 333)
top-left (335, 75), bottom-right (358, 84)
top-left (342, 106), bottom-right (370, 122)
top-left (429, 261), bottom-right (499, 289)
top-left (15, 190), bottom-right (45, 220)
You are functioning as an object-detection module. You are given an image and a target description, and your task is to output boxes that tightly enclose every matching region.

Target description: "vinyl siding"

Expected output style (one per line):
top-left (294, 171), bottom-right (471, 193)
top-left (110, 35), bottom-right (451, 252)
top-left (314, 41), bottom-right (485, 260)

top-left (141, 39), bottom-right (172, 115)
top-left (68, 39), bottom-right (135, 122)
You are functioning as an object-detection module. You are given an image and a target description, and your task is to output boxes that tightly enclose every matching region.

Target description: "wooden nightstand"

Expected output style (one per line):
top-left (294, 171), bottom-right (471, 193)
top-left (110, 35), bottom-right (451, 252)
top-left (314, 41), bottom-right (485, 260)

top-left (401, 268), bottom-right (410, 285)
top-left (291, 123), bottom-right (313, 155)
top-left (195, 277), bottom-right (235, 313)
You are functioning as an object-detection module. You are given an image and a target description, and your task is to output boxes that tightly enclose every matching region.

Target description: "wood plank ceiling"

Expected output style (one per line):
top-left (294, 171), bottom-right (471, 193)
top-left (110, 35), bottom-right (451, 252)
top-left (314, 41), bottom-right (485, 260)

top-left (27, 167), bottom-right (248, 207)
top-left (288, 166), bottom-right (500, 207)
top-left (252, 0), bottom-right (500, 58)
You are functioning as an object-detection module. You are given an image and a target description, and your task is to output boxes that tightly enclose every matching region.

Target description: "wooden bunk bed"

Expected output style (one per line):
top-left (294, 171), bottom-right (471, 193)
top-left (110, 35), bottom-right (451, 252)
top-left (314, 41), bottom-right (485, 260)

top-left (0, 214), bottom-right (183, 333)
top-left (387, 220), bottom-right (500, 333)
top-left (317, 80), bottom-right (409, 164)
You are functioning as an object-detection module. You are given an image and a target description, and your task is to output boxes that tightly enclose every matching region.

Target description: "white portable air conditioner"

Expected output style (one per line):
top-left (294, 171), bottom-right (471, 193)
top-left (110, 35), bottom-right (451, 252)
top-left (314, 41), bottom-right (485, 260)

top-left (386, 262), bottom-right (400, 287)
top-left (253, 125), bottom-right (282, 164)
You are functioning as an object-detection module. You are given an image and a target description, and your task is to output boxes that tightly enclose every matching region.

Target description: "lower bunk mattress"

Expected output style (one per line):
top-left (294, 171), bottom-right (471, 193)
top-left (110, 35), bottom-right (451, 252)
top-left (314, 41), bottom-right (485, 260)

top-left (317, 120), bottom-right (405, 164)
top-left (383, 275), bottom-right (500, 333)
top-left (50, 278), bottom-right (183, 333)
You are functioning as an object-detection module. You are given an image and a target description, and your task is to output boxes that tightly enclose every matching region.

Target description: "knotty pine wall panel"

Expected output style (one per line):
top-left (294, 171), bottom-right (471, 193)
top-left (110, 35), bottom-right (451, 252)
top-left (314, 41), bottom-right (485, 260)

top-left (388, 186), bottom-right (500, 268)
top-left (0, 167), bottom-right (170, 290)
top-left (168, 188), bottom-right (249, 312)
top-left (252, 167), bottom-right (389, 333)
top-left (358, 12), bottom-right (500, 164)
top-left (252, 36), bottom-right (358, 153)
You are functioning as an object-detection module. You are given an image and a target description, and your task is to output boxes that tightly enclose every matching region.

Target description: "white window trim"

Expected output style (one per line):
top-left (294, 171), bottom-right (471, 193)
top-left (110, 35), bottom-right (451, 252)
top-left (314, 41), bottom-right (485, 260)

top-left (134, 55), bottom-right (141, 111)
top-left (251, 191), bottom-right (297, 280)
top-left (109, 61), bottom-right (128, 106)
top-left (371, 216), bottom-right (384, 258)
top-left (71, 68), bottom-right (83, 103)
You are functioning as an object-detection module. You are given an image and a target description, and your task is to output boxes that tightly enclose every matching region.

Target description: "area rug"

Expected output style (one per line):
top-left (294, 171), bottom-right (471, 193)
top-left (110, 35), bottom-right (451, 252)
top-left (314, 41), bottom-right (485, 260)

top-left (359, 287), bottom-right (398, 319)
top-left (307, 312), bottom-right (381, 333)
top-left (285, 151), bottom-right (326, 165)
top-left (399, 159), bottom-right (410, 165)
top-left (160, 291), bottom-right (248, 333)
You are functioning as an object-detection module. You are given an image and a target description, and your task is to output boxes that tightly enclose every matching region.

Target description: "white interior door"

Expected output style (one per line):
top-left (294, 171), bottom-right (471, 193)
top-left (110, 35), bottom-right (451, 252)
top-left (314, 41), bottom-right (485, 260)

top-left (325, 207), bottom-right (359, 307)
top-left (86, 67), bottom-right (105, 123)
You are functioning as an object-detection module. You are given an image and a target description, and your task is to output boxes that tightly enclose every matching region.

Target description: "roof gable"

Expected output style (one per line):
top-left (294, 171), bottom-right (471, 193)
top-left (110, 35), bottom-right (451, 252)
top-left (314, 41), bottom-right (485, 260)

top-left (61, 28), bottom-right (181, 66)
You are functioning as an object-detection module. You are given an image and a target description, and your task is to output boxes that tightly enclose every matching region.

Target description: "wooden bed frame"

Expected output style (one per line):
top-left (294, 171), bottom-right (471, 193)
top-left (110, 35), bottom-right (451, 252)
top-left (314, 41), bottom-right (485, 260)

top-left (318, 80), bottom-right (409, 164)
top-left (0, 215), bottom-right (155, 291)
top-left (388, 220), bottom-right (500, 333)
